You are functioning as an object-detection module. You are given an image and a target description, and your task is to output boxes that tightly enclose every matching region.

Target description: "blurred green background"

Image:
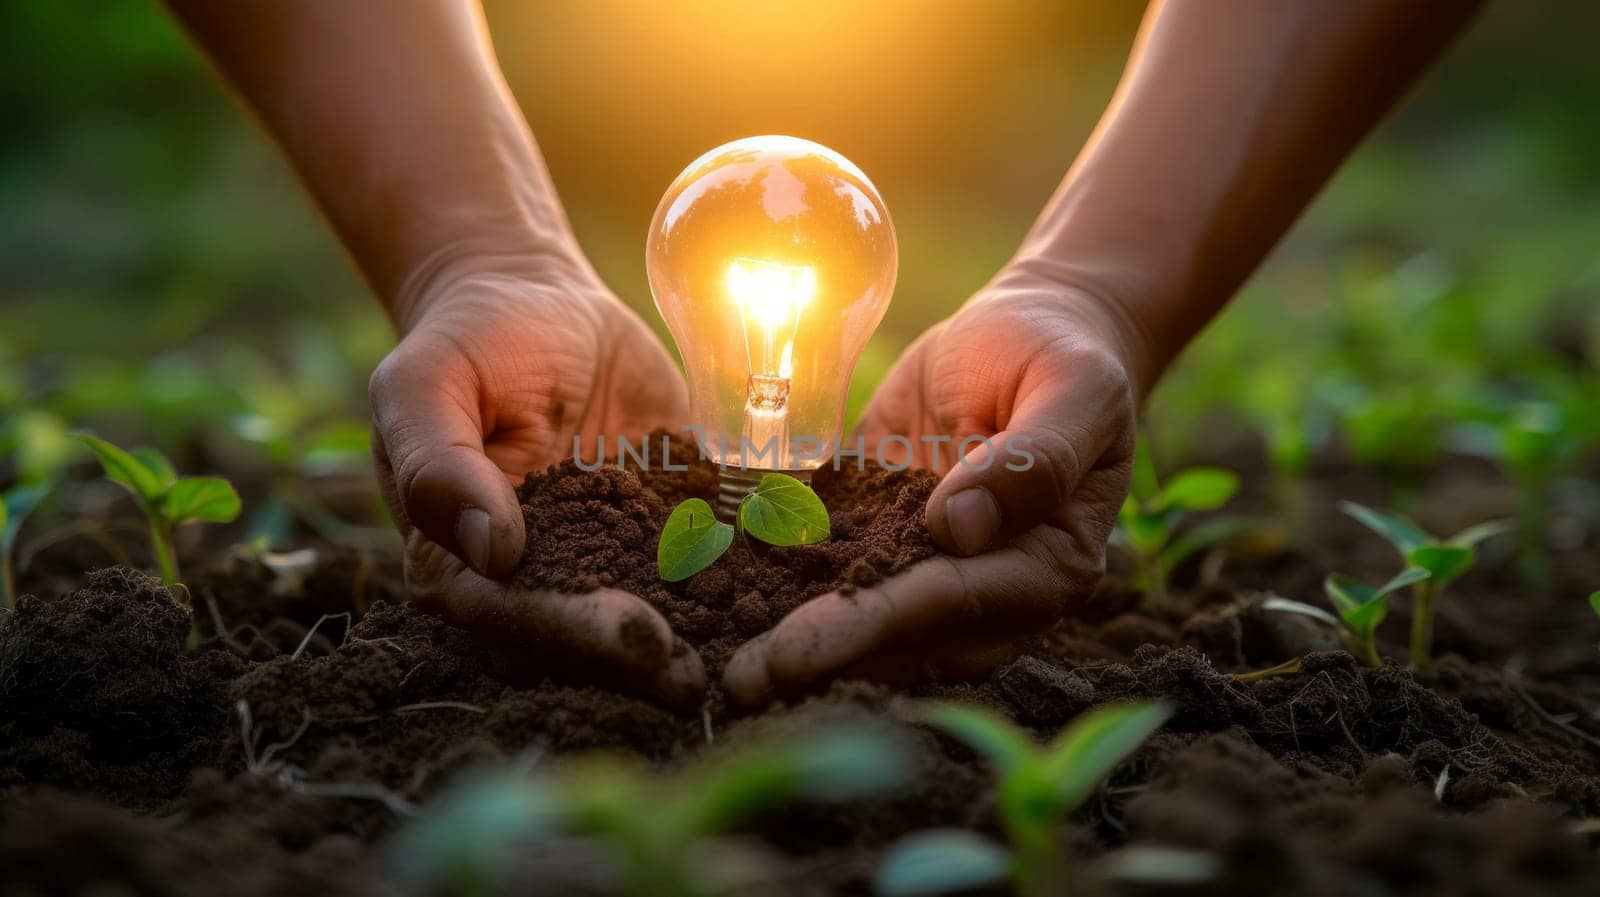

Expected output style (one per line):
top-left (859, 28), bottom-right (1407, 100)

top-left (3, 1), bottom-right (1598, 515)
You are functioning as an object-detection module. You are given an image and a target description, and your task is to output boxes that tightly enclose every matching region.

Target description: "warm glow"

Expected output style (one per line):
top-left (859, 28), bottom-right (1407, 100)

top-left (647, 136), bottom-right (897, 470)
top-left (726, 258), bottom-right (815, 331)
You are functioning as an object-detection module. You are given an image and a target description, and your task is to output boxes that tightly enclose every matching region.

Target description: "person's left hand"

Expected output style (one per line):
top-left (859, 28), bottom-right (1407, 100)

top-left (723, 267), bottom-right (1143, 707)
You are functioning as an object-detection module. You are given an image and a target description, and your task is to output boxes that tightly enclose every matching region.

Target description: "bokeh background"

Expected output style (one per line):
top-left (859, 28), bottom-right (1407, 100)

top-left (4, 1), bottom-right (1599, 556)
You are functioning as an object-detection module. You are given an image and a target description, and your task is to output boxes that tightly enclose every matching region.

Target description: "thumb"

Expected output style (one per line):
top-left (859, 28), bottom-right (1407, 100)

top-left (369, 348), bottom-right (525, 578)
top-left (926, 363), bottom-right (1131, 556)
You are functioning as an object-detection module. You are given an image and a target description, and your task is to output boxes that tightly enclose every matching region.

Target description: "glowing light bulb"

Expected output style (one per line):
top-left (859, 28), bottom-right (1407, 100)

top-left (647, 136), bottom-right (897, 518)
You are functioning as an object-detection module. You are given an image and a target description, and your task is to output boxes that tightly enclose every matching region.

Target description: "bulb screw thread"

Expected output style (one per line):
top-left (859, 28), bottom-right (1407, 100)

top-left (716, 467), bottom-right (812, 523)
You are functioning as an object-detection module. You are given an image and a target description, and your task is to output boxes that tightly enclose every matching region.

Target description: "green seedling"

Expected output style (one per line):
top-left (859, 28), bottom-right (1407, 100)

top-left (1340, 501), bottom-right (1514, 668)
top-left (1, 482), bottom-right (53, 609)
top-left (875, 701), bottom-right (1170, 897)
top-left (1112, 441), bottom-right (1253, 604)
top-left (658, 472), bottom-right (828, 581)
top-left (73, 434), bottom-right (241, 585)
top-left (389, 724), bottom-right (909, 897)
top-left (1261, 567), bottom-right (1431, 667)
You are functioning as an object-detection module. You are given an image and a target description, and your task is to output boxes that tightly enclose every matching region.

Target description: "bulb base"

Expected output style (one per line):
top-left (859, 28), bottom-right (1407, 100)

top-left (717, 467), bottom-right (812, 522)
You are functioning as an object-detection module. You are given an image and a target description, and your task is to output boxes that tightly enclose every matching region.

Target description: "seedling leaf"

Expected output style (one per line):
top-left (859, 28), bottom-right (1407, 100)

top-left (1094, 847), bottom-right (1220, 885)
top-left (162, 477), bottom-right (243, 524)
top-left (1260, 596), bottom-right (1341, 629)
top-left (1158, 514), bottom-right (1257, 569)
top-left (1590, 591), bottom-right (1600, 619)
top-left (1043, 702), bottom-right (1169, 810)
top-left (738, 473), bottom-right (830, 546)
top-left (74, 433), bottom-right (164, 501)
top-left (1406, 545), bottom-right (1474, 588)
top-left (132, 447), bottom-right (179, 491)
top-left (1156, 467), bottom-right (1239, 512)
top-left (684, 727), bottom-right (908, 832)
top-left (875, 829), bottom-right (1011, 896)
top-left (657, 498), bottom-right (734, 581)
top-left (1130, 440), bottom-right (1160, 503)
top-left (2, 483), bottom-right (53, 550)
top-left (1339, 501), bottom-right (1429, 555)
top-left (1448, 518), bottom-right (1516, 549)
top-left (919, 703), bottom-right (1038, 777)
top-left (386, 772), bottom-right (566, 891)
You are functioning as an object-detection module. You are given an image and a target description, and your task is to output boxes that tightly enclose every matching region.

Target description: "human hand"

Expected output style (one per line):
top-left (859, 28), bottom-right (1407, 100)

top-left (369, 259), bottom-right (705, 707)
top-left (724, 267), bottom-right (1142, 706)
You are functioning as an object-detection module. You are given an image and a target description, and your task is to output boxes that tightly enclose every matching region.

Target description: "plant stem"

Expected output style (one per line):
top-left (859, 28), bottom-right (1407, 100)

top-left (150, 520), bottom-right (180, 585)
top-left (1353, 633), bottom-right (1381, 668)
top-left (1410, 582), bottom-right (1435, 669)
top-left (1141, 555), bottom-right (1168, 606)
top-left (1, 549), bottom-right (15, 609)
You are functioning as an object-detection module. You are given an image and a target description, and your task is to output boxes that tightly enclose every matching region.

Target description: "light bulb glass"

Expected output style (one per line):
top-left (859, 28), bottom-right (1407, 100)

top-left (647, 135), bottom-right (897, 472)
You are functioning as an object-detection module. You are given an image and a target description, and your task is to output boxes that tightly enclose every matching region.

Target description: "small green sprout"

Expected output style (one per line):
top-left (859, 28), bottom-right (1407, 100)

top-left (73, 434), bottom-right (241, 585)
top-left (875, 701), bottom-right (1170, 897)
top-left (1340, 501), bottom-right (1514, 668)
top-left (657, 472), bottom-right (828, 581)
top-left (1112, 441), bottom-right (1253, 604)
top-left (1262, 567), bottom-right (1430, 667)
top-left (1, 482), bottom-right (52, 609)
top-left (390, 724), bottom-right (908, 897)
top-left (1591, 591), bottom-right (1600, 620)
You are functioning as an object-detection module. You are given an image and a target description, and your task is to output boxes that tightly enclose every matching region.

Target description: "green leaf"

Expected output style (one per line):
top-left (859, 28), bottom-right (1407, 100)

top-left (1323, 574), bottom-right (1372, 612)
top-left (131, 447), bottom-right (179, 491)
top-left (1325, 568), bottom-right (1427, 634)
top-left (738, 473), bottom-right (830, 546)
top-left (1406, 545), bottom-right (1474, 587)
top-left (657, 498), bottom-right (735, 581)
top-left (1448, 518), bottom-right (1516, 549)
top-left (1158, 514), bottom-right (1257, 569)
top-left (1, 483), bottom-right (53, 552)
top-left (874, 830), bottom-right (1012, 897)
top-left (1130, 439), bottom-right (1160, 503)
top-left (1117, 507), bottom-right (1175, 556)
top-left (1339, 501), bottom-right (1430, 556)
top-left (1093, 847), bottom-right (1219, 885)
top-left (919, 703), bottom-right (1039, 777)
top-left (1590, 591), bottom-right (1600, 620)
top-left (161, 477), bottom-right (242, 524)
top-left (1043, 702), bottom-right (1170, 811)
top-left (1156, 467), bottom-right (1239, 512)
top-left (73, 433), bottom-right (165, 502)
top-left (386, 772), bottom-right (567, 890)
top-left (683, 726), bottom-right (909, 833)
top-left (1259, 596), bottom-right (1341, 630)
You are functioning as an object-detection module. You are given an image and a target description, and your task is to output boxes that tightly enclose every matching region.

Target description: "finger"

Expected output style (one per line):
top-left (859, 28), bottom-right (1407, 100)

top-left (926, 351), bottom-right (1133, 556)
top-left (414, 540), bottom-right (706, 709)
top-left (369, 343), bottom-right (525, 579)
top-left (723, 547), bottom-right (1062, 708)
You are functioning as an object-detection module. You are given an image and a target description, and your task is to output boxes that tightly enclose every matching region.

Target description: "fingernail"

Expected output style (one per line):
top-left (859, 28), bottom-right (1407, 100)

top-left (456, 507), bottom-right (493, 574)
top-left (945, 488), bottom-right (1000, 556)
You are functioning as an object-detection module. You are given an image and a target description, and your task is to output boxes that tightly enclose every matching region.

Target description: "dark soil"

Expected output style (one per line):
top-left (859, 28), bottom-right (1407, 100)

top-left (2, 448), bottom-right (1598, 896)
top-left (513, 435), bottom-right (939, 670)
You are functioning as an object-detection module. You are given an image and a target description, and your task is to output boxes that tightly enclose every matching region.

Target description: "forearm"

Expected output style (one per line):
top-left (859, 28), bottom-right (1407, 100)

top-left (166, 0), bottom-right (585, 331)
top-left (1014, 0), bottom-right (1484, 397)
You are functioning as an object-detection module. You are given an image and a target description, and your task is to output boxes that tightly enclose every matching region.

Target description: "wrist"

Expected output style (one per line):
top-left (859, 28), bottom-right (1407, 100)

top-left (389, 233), bottom-right (596, 334)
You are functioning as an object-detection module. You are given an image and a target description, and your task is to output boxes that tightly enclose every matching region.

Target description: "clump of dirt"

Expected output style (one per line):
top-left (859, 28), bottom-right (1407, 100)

top-left (514, 435), bottom-right (939, 668)
top-left (0, 566), bottom-right (240, 808)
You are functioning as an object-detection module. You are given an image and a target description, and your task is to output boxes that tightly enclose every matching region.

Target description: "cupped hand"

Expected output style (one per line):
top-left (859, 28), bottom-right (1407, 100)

top-left (369, 261), bottom-right (705, 707)
top-left (724, 268), bottom-right (1142, 706)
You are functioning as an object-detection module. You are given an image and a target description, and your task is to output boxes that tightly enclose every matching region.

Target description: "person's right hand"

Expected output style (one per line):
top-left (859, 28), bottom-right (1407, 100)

top-left (724, 266), bottom-right (1142, 706)
top-left (368, 257), bottom-right (705, 708)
